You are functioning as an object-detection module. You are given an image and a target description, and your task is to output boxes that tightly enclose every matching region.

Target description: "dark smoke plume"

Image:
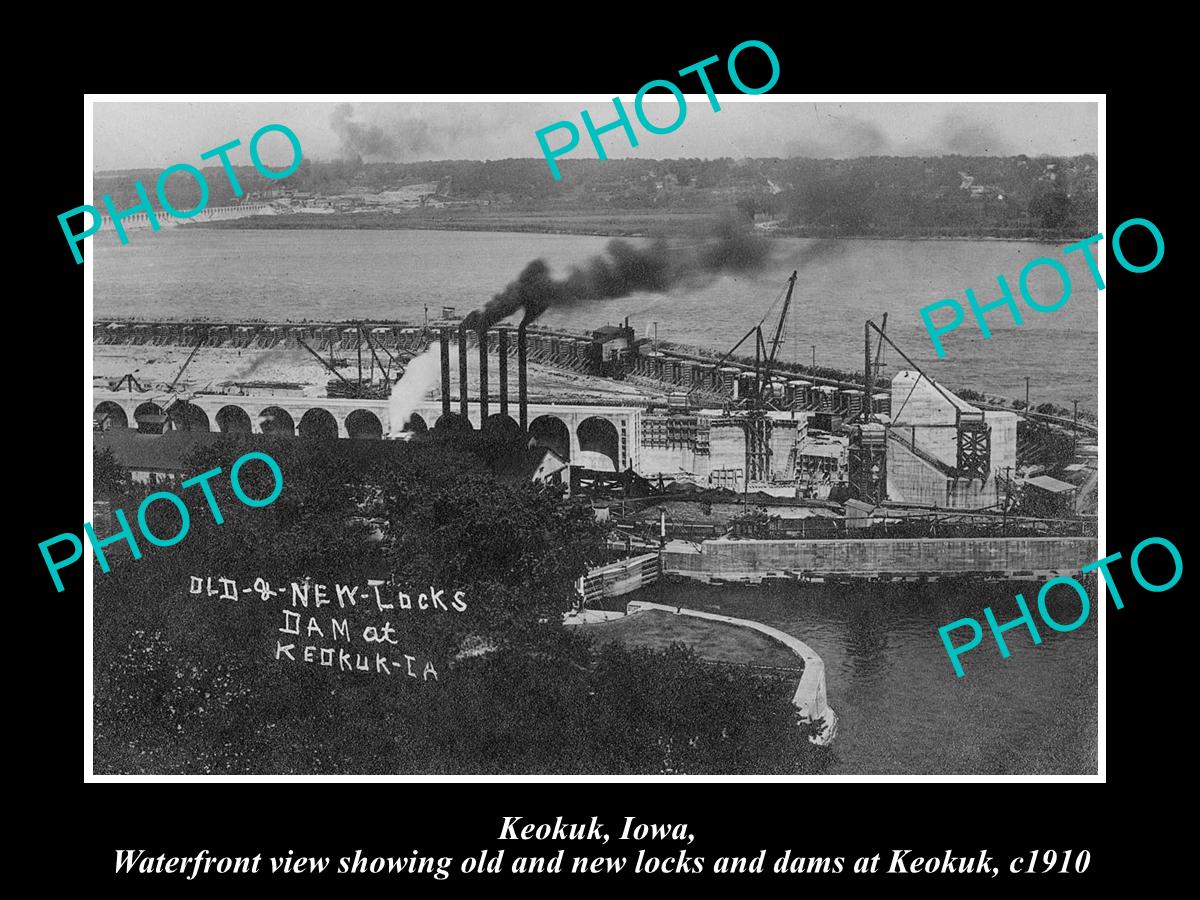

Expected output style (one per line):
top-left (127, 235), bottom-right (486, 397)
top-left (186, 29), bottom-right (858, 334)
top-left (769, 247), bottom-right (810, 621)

top-left (940, 111), bottom-right (1012, 156)
top-left (787, 111), bottom-right (891, 158)
top-left (330, 103), bottom-right (453, 161)
top-left (465, 220), bottom-right (780, 331)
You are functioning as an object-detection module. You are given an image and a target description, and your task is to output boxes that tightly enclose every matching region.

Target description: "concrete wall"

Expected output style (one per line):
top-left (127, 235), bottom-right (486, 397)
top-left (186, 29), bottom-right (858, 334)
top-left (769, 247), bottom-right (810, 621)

top-left (664, 536), bottom-right (1097, 582)
top-left (886, 439), bottom-right (999, 508)
top-left (625, 601), bottom-right (837, 745)
top-left (708, 421), bottom-right (746, 484)
top-left (770, 419), bottom-right (798, 479)
top-left (94, 390), bottom-right (389, 439)
top-left (987, 410), bottom-right (1018, 474)
top-left (887, 438), bottom-right (944, 505)
top-left (886, 411), bottom-right (1015, 508)
top-left (636, 412), bottom-right (805, 486)
top-left (891, 370), bottom-right (970, 469)
top-left (892, 370), bottom-right (972, 425)
top-left (886, 372), bottom-right (1017, 509)
top-left (639, 443), bottom-right (707, 480)
top-left (420, 401), bottom-right (640, 471)
top-left (93, 391), bottom-right (641, 465)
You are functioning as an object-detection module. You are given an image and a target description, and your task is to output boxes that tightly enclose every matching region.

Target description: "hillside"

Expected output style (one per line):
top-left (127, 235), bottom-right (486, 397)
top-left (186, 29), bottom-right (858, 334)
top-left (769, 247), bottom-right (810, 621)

top-left (94, 154), bottom-right (1098, 240)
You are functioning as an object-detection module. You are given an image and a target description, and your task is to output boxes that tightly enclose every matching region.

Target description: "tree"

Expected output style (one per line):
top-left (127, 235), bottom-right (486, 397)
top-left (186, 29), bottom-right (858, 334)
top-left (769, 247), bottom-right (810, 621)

top-left (1029, 190), bottom-right (1072, 229)
top-left (176, 434), bottom-right (383, 581)
top-left (95, 627), bottom-right (828, 774)
top-left (412, 640), bottom-right (829, 775)
top-left (788, 169), bottom-right (876, 234)
top-left (92, 432), bottom-right (817, 775)
top-left (370, 436), bottom-right (604, 651)
top-left (94, 446), bottom-right (129, 499)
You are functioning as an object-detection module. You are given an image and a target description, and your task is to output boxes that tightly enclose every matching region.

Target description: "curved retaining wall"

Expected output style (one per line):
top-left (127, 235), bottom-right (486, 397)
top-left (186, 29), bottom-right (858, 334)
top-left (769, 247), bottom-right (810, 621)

top-left (625, 600), bottom-right (837, 746)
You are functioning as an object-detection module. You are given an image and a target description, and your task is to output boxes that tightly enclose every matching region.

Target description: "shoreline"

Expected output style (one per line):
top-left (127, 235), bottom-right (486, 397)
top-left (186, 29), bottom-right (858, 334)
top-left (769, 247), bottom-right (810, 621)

top-left (185, 214), bottom-right (1089, 245)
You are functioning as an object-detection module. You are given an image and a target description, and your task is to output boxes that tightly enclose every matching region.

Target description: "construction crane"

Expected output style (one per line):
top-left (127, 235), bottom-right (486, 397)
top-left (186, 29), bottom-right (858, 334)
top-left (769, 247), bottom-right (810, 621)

top-left (865, 317), bottom-right (965, 416)
top-left (872, 312), bottom-right (888, 386)
top-left (679, 270), bottom-right (799, 496)
top-left (296, 331), bottom-right (391, 400)
top-left (359, 325), bottom-right (397, 385)
top-left (858, 312), bottom-right (887, 424)
top-left (691, 269), bottom-right (798, 410)
top-left (110, 372), bottom-right (148, 393)
top-left (167, 329), bottom-right (208, 393)
top-left (369, 333), bottom-right (407, 383)
top-left (760, 270), bottom-right (799, 403)
top-left (138, 327), bottom-right (212, 429)
top-left (297, 336), bottom-right (354, 386)
top-left (846, 314), bottom-right (892, 504)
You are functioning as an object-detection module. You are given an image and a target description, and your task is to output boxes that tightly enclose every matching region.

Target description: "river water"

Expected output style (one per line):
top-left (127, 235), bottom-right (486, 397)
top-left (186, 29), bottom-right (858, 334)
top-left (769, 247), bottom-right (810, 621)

top-left (93, 227), bottom-right (1098, 411)
top-left (623, 580), bottom-right (1098, 775)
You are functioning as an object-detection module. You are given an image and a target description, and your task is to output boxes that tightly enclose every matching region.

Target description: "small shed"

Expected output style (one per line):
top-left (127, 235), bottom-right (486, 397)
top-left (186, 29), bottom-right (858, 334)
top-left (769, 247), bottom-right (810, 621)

top-left (1024, 474), bottom-right (1077, 518)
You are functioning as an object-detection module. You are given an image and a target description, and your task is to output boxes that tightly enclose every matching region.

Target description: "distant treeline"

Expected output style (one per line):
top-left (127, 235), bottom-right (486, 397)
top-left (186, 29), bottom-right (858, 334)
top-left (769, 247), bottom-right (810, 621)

top-left (95, 154), bottom-right (1097, 239)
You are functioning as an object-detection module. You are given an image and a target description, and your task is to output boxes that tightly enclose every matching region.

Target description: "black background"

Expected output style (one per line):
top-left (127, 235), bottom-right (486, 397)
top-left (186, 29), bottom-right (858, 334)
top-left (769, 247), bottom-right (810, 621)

top-left (27, 27), bottom-right (1180, 894)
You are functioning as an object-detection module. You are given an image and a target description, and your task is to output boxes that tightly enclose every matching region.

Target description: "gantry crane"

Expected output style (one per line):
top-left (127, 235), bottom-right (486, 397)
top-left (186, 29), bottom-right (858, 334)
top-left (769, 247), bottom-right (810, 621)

top-left (691, 269), bottom-right (798, 410)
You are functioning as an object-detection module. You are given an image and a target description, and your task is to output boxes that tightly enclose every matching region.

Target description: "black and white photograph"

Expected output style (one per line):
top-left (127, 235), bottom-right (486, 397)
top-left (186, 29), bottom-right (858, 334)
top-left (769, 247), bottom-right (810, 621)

top-left (81, 95), bottom-right (1101, 777)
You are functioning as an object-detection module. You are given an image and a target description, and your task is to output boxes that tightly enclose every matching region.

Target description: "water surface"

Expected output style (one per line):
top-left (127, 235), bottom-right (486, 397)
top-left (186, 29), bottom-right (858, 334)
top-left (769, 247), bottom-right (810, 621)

top-left (94, 228), bottom-right (1098, 410)
top-left (617, 580), bottom-right (1098, 775)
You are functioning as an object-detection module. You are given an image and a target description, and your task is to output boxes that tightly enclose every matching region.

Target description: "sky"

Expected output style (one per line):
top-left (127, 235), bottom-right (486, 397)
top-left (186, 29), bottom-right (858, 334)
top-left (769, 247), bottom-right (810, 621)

top-left (93, 100), bottom-right (1098, 172)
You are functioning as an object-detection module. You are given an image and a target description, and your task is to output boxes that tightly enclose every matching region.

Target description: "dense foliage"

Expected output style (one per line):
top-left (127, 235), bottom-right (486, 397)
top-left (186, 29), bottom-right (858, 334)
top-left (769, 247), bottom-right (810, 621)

top-left (95, 628), bottom-right (826, 775)
top-left (93, 446), bottom-right (129, 499)
top-left (93, 432), bottom-right (827, 774)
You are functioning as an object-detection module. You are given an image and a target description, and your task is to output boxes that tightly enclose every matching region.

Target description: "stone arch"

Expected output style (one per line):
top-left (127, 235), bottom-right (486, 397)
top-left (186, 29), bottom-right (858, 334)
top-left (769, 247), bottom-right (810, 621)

top-left (299, 407), bottom-right (339, 439)
top-left (577, 416), bottom-right (619, 471)
top-left (483, 413), bottom-right (521, 437)
top-left (435, 412), bottom-right (473, 432)
top-left (133, 401), bottom-right (167, 435)
top-left (404, 413), bottom-right (428, 434)
top-left (167, 401), bottom-right (210, 432)
top-left (259, 406), bottom-right (296, 436)
top-left (216, 405), bottom-right (253, 434)
top-left (529, 414), bottom-right (571, 461)
top-left (346, 409), bottom-right (384, 440)
top-left (94, 401), bottom-right (128, 430)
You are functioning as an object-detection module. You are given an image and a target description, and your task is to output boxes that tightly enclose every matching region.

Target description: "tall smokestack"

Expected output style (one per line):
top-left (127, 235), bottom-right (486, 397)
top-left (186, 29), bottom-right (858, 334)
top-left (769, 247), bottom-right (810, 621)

top-left (458, 325), bottom-right (469, 420)
top-left (478, 328), bottom-right (489, 421)
top-left (440, 328), bottom-right (451, 419)
top-left (518, 322), bottom-right (528, 431)
top-left (498, 328), bottom-right (509, 418)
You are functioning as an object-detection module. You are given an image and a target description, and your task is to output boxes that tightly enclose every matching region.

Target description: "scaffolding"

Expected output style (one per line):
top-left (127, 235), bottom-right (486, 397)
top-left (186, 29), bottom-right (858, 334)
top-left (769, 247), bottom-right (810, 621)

top-left (745, 414), bottom-right (773, 484)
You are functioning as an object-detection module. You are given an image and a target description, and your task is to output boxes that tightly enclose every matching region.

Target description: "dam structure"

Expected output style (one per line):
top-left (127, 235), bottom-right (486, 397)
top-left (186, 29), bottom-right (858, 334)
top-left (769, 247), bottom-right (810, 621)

top-left (95, 316), bottom-right (1063, 507)
top-left (94, 313), bottom-right (1096, 584)
top-left (94, 316), bottom-right (887, 484)
top-left (94, 203), bottom-right (278, 233)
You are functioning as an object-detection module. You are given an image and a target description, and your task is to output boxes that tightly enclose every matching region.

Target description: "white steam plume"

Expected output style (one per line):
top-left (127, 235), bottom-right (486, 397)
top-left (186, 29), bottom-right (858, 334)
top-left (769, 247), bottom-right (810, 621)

top-left (388, 343), bottom-right (441, 437)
